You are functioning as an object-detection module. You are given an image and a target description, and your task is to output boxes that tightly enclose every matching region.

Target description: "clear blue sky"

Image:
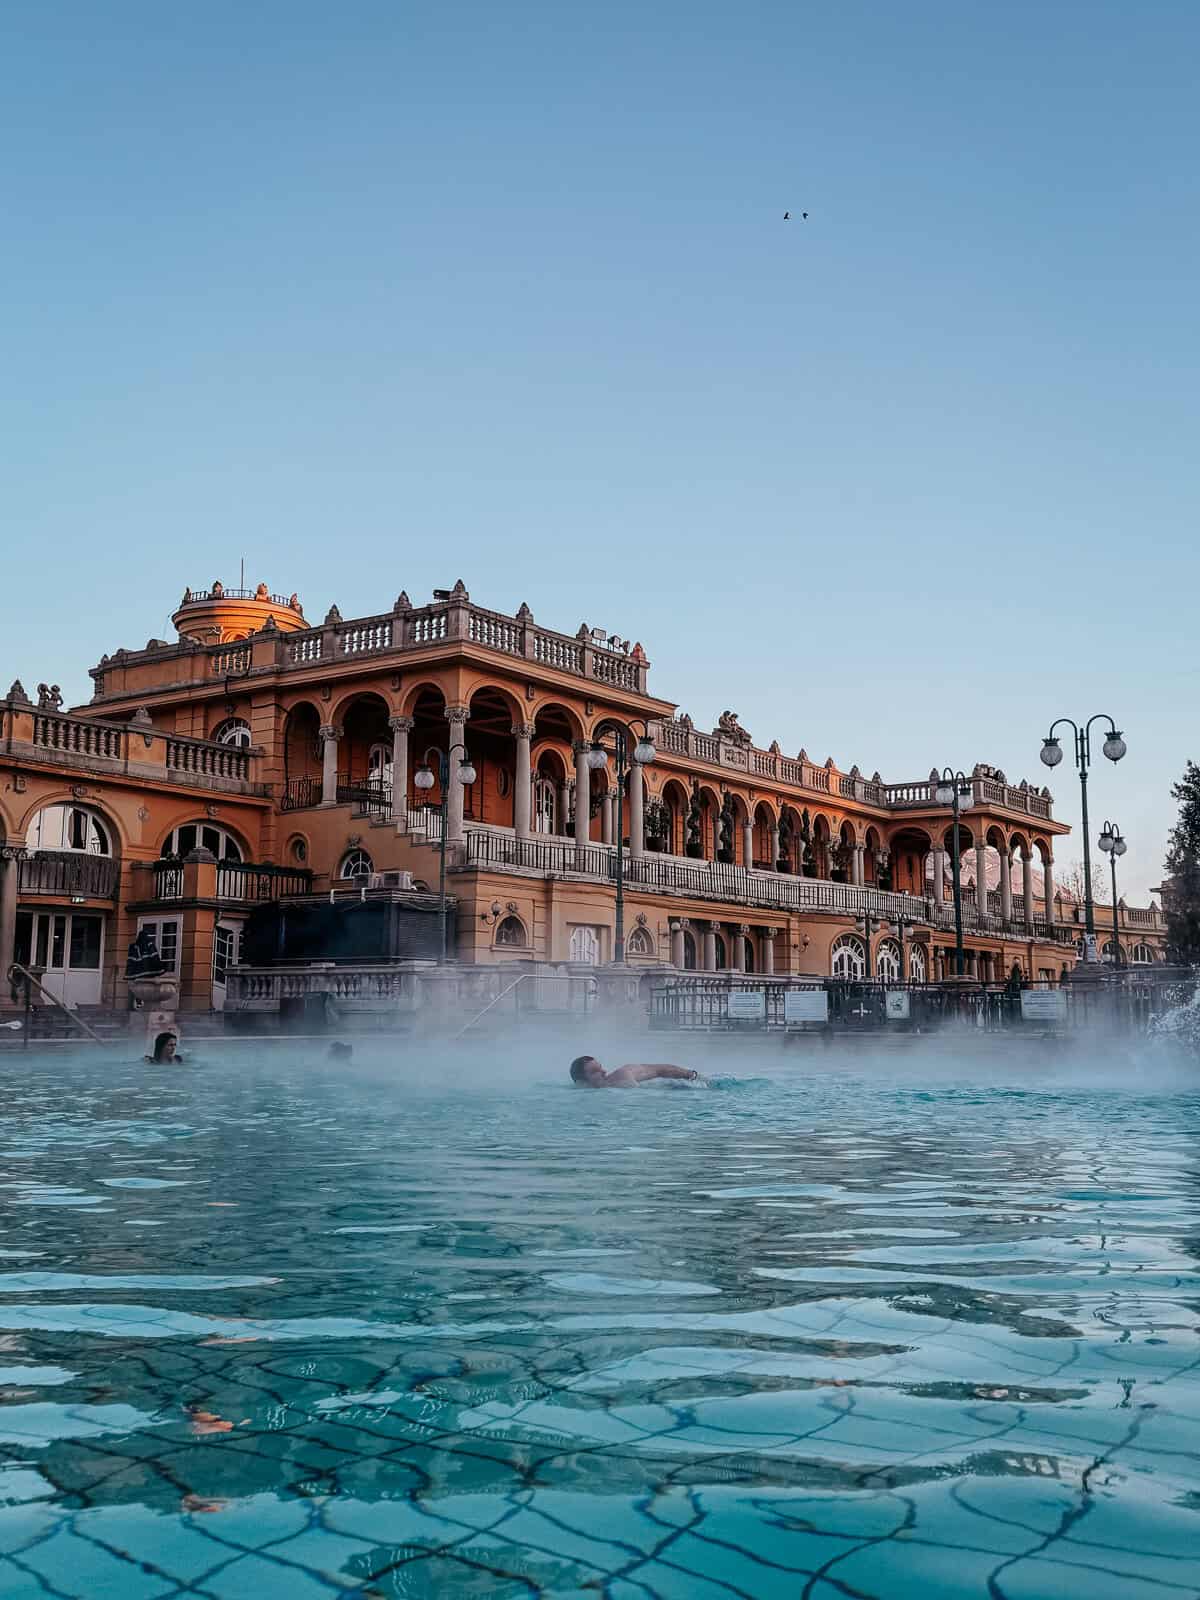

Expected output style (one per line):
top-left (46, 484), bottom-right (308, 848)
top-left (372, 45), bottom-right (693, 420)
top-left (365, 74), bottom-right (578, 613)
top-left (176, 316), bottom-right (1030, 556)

top-left (3, 1), bottom-right (1196, 899)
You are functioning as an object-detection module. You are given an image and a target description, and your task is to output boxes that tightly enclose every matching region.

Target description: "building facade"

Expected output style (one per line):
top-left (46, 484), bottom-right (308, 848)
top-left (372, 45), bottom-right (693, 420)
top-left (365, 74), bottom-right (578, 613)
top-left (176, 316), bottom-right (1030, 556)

top-left (0, 579), bottom-right (1165, 1014)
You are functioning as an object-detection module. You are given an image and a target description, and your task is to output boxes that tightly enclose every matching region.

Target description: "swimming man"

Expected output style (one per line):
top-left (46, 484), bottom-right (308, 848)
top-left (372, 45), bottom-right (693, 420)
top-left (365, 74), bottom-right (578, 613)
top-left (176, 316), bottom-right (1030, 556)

top-left (569, 1055), bottom-right (704, 1088)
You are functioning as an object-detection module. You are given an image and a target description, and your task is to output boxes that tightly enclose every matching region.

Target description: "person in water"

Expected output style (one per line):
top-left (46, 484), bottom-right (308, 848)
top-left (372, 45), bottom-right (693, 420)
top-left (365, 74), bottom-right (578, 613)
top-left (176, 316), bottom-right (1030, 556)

top-left (569, 1055), bottom-right (703, 1087)
top-left (146, 1031), bottom-right (182, 1064)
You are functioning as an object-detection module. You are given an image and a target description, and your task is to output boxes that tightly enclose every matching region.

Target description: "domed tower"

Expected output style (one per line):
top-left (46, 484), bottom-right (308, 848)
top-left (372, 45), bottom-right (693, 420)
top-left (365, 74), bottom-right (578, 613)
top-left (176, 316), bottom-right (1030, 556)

top-left (172, 582), bottom-right (308, 644)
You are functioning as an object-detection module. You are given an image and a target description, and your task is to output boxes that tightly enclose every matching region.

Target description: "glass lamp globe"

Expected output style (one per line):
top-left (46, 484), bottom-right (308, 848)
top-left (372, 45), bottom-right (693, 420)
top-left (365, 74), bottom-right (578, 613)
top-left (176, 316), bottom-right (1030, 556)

top-left (934, 781), bottom-right (954, 806)
top-left (586, 743), bottom-right (608, 771)
top-left (634, 737), bottom-right (656, 765)
top-left (1114, 835), bottom-right (1128, 857)
top-left (1098, 827), bottom-right (1115, 854)
top-left (458, 759), bottom-right (477, 786)
top-left (1102, 731), bottom-right (1127, 763)
top-left (413, 764), bottom-right (435, 791)
top-left (1040, 737), bottom-right (1064, 768)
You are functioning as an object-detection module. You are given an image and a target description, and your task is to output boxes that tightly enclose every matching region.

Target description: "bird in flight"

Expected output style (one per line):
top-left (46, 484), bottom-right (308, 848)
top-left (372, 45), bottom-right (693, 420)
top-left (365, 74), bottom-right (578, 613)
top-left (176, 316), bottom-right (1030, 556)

top-left (783, 211), bottom-right (808, 220)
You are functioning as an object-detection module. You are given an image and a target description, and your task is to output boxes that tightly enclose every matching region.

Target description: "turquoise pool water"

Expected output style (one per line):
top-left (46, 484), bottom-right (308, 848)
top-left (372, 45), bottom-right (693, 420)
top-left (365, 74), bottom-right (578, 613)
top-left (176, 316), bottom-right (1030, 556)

top-left (0, 1044), bottom-right (1198, 1598)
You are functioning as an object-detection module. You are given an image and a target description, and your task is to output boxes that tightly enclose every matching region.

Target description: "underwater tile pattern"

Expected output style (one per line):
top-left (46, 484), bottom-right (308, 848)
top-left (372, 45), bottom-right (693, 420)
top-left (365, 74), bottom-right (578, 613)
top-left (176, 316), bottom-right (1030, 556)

top-left (0, 1047), bottom-right (1198, 1597)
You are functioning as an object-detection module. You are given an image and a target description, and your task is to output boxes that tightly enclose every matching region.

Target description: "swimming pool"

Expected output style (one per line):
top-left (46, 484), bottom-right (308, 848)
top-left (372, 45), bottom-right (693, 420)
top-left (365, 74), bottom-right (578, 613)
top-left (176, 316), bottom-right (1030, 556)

top-left (0, 1042), bottom-right (1197, 1598)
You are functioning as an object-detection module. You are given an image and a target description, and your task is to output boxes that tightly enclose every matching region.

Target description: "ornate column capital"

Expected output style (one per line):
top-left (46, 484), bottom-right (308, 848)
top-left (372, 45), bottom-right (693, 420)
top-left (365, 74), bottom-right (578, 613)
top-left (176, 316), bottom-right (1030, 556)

top-left (444, 705), bottom-right (470, 727)
top-left (670, 917), bottom-right (690, 931)
top-left (1, 846), bottom-right (28, 863)
top-left (319, 724), bottom-right (343, 742)
top-left (388, 715), bottom-right (415, 733)
top-left (512, 722), bottom-right (536, 740)
top-left (708, 919), bottom-right (722, 932)
top-left (572, 738), bottom-right (591, 757)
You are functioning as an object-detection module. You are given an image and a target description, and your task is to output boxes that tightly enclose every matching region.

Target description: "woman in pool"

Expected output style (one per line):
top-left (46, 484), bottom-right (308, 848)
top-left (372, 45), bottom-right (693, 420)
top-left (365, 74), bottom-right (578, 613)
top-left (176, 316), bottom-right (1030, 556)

top-left (569, 1055), bottom-right (705, 1088)
top-left (145, 1031), bottom-right (183, 1065)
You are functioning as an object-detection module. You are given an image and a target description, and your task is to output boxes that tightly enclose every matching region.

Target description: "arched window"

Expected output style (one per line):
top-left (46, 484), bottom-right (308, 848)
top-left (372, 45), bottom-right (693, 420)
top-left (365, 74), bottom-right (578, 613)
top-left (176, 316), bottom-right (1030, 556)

top-left (340, 849), bottom-right (374, 881)
top-left (876, 939), bottom-right (902, 983)
top-left (1102, 940), bottom-right (1122, 963)
top-left (627, 926), bottom-right (654, 957)
top-left (1131, 942), bottom-right (1154, 964)
top-left (569, 925), bottom-right (600, 964)
top-left (496, 915), bottom-right (526, 948)
top-left (164, 822), bottom-right (243, 862)
top-left (29, 804), bottom-right (111, 856)
top-left (831, 934), bottom-right (867, 980)
top-left (212, 718), bottom-right (252, 749)
top-left (682, 931), bottom-right (697, 970)
top-left (908, 944), bottom-right (927, 984)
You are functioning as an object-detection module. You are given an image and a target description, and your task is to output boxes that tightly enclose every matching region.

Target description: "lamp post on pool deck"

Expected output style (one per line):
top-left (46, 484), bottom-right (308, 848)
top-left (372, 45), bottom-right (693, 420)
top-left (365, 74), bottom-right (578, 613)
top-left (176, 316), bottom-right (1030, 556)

top-left (413, 749), bottom-right (477, 963)
top-left (1040, 716), bottom-right (1126, 943)
top-left (1098, 821), bottom-right (1128, 965)
top-left (587, 722), bottom-right (656, 963)
top-left (934, 768), bottom-right (971, 978)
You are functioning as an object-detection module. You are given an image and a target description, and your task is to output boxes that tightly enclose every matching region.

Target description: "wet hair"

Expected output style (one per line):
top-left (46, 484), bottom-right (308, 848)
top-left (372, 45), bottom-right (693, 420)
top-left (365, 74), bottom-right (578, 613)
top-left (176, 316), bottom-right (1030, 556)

top-left (151, 1032), bottom-right (177, 1063)
top-left (569, 1056), bottom-right (596, 1083)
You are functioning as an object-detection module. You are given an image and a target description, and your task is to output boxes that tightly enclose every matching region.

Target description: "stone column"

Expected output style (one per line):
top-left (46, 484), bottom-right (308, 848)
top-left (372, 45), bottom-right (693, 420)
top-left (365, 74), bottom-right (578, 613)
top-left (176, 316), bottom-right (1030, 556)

top-left (601, 789), bottom-right (614, 846)
top-left (0, 846), bottom-right (24, 989)
top-left (512, 722), bottom-right (534, 839)
top-left (853, 844), bottom-right (865, 886)
top-left (975, 840), bottom-right (989, 919)
top-left (732, 924), bottom-right (747, 972)
top-left (1022, 849), bottom-right (1035, 933)
top-left (742, 820), bottom-right (754, 869)
top-left (1042, 856), bottom-right (1055, 932)
top-left (628, 761), bottom-right (644, 858)
top-left (444, 706), bottom-right (470, 846)
top-left (999, 847), bottom-right (1012, 925)
top-left (389, 715), bottom-right (413, 822)
top-left (319, 724), bottom-right (342, 806)
top-left (670, 920), bottom-right (686, 968)
top-left (761, 929), bottom-right (775, 975)
top-left (770, 824), bottom-right (781, 870)
top-left (932, 847), bottom-right (947, 903)
top-left (558, 779), bottom-right (571, 837)
top-left (702, 922), bottom-right (717, 972)
top-left (573, 742), bottom-right (590, 850)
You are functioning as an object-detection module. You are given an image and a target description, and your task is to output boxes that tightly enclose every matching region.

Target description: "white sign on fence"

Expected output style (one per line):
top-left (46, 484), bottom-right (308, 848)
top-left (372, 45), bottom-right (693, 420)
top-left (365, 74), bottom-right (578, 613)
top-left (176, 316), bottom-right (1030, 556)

top-left (784, 989), bottom-right (829, 1024)
top-left (885, 990), bottom-right (911, 1020)
top-left (727, 990), bottom-right (766, 1021)
top-left (1020, 989), bottom-right (1067, 1023)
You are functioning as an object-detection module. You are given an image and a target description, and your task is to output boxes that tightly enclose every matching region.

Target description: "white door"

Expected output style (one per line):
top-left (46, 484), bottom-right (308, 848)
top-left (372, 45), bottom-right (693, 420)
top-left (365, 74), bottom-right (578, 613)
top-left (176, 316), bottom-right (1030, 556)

top-left (19, 912), bottom-right (104, 1008)
top-left (211, 918), bottom-right (244, 1011)
top-left (534, 777), bottom-right (556, 834)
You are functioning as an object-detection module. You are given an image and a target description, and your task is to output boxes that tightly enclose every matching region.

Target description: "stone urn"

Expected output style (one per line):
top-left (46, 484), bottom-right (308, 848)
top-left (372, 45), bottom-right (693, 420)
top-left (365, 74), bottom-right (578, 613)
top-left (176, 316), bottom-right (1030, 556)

top-left (128, 976), bottom-right (180, 1011)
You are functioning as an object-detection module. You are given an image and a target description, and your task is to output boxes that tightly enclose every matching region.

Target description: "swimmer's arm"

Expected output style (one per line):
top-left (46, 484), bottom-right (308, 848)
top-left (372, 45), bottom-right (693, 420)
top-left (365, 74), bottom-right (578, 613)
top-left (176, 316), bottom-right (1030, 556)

top-left (624, 1063), bottom-right (698, 1083)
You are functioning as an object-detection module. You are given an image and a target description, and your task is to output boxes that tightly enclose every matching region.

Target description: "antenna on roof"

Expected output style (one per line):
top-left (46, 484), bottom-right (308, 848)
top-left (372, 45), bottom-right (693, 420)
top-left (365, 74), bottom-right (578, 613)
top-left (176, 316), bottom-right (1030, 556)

top-left (240, 557), bottom-right (245, 590)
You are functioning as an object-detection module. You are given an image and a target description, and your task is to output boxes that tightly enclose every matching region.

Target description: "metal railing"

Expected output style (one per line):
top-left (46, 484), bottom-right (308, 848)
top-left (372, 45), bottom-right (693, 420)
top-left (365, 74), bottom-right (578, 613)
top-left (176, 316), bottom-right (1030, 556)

top-left (150, 859), bottom-right (312, 901)
top-left (6, 964), bottom-right (107, 1047)
top-left (337, 779), bottom-right (390, 818)
top-left (281, 776), bottom-right (323, 812)
top-left (18, 852), bottom-right (120, 899)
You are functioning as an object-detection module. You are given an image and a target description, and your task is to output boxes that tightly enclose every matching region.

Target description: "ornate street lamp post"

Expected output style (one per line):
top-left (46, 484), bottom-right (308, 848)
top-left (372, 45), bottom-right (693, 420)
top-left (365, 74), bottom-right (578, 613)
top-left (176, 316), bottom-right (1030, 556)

top-left (1039, 716), bottom-right (1126, 943)
top-left (934, 768), bottom-right (970, 978)
top-left (413, 749), bottom-right (477, 963)
top-left (587, 722), bottom-right (656, 963)
top-left (1098, 821), bottom-right (1127, 965)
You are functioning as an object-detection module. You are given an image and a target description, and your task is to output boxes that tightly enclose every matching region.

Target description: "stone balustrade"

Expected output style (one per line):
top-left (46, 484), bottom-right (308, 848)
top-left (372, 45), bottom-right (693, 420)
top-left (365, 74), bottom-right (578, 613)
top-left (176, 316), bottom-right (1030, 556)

top-left (1, 699), bottom-right (266, 796)
top-left (90, 589), bottom-right (650, 702)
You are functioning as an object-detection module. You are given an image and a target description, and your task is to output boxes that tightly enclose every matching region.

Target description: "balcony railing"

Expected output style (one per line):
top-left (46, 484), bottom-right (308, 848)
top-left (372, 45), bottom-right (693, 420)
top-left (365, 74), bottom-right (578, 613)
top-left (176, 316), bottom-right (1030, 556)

top-left (19, 852), bottom-right (120, 899)
top-left (150, 859), bottom-right (312, 902)
top-left (461, 830), bottom-right (1076, 943)
top-left (280, 776), bottom-right (323, 812)
top-left (337, 779), bottom-right (390, 818)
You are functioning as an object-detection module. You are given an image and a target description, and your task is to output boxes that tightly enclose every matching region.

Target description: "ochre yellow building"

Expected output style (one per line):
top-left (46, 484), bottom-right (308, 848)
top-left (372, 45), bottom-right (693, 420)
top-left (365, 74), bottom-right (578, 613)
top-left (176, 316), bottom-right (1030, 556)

top-left (0, 580), bottom-right (1164, 1017)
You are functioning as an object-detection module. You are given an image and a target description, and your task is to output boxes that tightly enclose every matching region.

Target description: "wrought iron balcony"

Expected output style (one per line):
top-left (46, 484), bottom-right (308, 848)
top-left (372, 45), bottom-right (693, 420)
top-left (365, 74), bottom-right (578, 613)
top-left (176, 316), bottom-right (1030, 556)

top-left (18, 852), bottom-right (120, 899)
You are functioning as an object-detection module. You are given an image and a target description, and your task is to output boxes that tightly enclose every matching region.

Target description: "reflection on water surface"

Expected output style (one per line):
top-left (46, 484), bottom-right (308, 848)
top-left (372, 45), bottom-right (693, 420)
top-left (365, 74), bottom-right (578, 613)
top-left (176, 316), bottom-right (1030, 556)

top-left (0, 1045), bottom-right (1198, 1598)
